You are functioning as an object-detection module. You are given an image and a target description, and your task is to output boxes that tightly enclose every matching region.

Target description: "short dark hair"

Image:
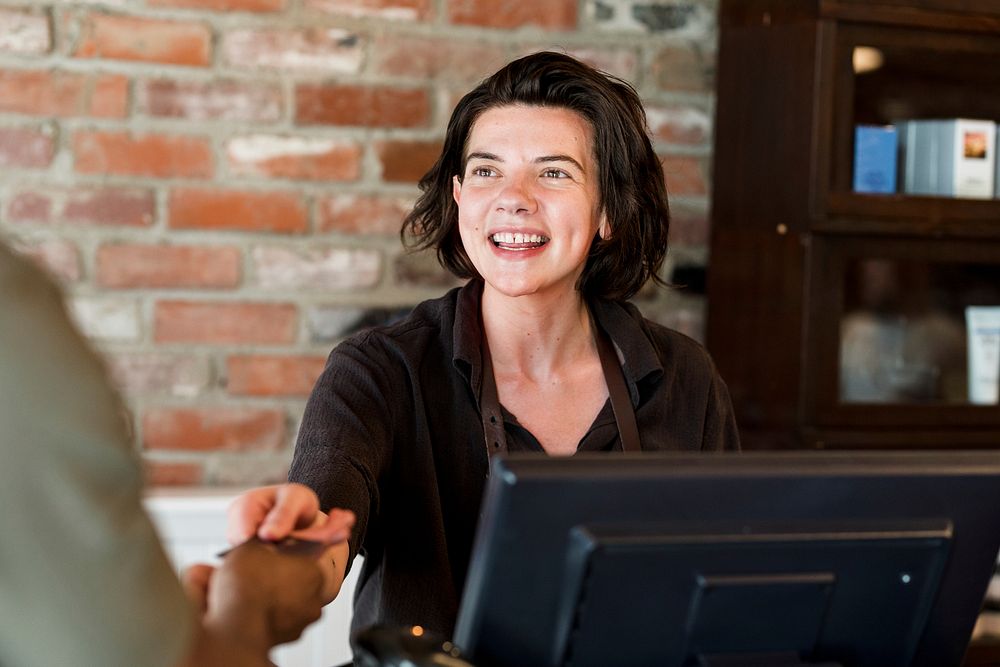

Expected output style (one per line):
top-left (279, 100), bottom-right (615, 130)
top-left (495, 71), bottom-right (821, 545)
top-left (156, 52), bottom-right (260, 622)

top-left (400, 51), bottom-right (670, 302)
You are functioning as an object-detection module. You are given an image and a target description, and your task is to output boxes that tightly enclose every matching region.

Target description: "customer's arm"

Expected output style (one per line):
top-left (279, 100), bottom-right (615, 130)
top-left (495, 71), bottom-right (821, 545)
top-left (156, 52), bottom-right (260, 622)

top-left (0, 246), bottom-right (331, 667)
top-left (0, 246), bottom-right (195, 667)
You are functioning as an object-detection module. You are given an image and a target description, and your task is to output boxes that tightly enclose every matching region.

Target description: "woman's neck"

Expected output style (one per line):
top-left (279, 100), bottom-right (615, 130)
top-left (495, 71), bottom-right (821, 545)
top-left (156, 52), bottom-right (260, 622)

top-left (480, 285), bottom-right (596, 381)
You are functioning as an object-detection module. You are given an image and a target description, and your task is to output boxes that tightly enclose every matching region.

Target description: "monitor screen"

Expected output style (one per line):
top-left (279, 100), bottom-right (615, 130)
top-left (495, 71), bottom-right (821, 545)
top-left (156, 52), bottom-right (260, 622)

top-left (453, 451), bottom-right (1000, 667)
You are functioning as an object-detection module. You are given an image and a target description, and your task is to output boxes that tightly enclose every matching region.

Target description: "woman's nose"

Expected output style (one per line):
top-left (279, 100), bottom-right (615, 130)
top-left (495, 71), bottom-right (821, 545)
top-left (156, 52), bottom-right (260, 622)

top-left (495, 174), bottom-right (536, 215)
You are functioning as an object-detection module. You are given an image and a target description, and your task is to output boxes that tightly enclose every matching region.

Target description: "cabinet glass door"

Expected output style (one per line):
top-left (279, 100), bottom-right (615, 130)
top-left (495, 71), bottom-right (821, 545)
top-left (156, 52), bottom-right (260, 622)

top-left (839, 258), bottom-right (1000, 404)
top-left (809, 237), bottom-right (1000, 430)
top-left (829, 23), bottom-right (1000, 198)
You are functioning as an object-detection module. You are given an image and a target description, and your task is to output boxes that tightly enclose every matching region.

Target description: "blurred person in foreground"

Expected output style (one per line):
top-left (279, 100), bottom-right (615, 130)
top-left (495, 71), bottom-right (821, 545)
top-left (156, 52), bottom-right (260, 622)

top-left (0, 240), bottom-right (352, 667)
top-left (228, 50), bottom-right (740, 643)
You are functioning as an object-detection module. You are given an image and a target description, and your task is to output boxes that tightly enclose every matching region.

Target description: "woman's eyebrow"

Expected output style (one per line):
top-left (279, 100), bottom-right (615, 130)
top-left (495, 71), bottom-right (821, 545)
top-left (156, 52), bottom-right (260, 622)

top-left (534, 155), bottom-right (585, 172)
top-left (466, 151), bottom-right (502, 162)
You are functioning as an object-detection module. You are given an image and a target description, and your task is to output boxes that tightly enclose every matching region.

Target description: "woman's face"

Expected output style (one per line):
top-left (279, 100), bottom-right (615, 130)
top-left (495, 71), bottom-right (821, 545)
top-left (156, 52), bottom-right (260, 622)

top-left (452, 104), bottom-right (607, 301)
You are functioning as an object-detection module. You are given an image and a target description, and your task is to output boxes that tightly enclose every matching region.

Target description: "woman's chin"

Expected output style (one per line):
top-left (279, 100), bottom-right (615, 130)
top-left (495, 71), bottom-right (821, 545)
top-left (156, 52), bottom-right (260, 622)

top-left (481, 276), bottom-right (578, 302)
top-left (485, 282), bottom-right (538, 299)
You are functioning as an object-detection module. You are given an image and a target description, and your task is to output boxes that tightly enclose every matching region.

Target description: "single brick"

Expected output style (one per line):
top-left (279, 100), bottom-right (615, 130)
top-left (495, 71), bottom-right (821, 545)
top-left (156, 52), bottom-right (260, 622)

top-left (0, 70), bottom-right (128, 118)
top-left (304, 0), bottom-right (430, 21)
top-left (73, 130), bottom-right (213, 178)
top-left (74, 13), bottom-right (211, 67)
top-left (0, 126), bottom-right (54, 168)
top-left (107, 352), bottom-right (213, 397)
top-left (226, 134), bottom-right (361, 182)
top-left (137, 79), bottom-right (283, 122)
top-left (148, 0), bottom-right (286, 11)
top-left (447, 0), bottom-right (576, 29)
top-left (68, 296), bottom-right (141, 342)
top-left (372, 34), bottom-right (506, 82)
top-left (226, 355), bottom-right (327, 396)
top-left (169, 188), bottom-right (308, 234)
top-left (221, 27), bottom-right (363, 72)
top-left (317, 194), bottom-right (413, 236)
top-left (142, 407), bottom-right (286, 451)
top-left (0, 7), bottom-right (51, 55)
top-left (96, 243), bottom-right (242, 289)
top-left (252, 245), bottom-right (381, 290)
top-left (154, 300), bottom-right (298, 344)
top-left (295, 84), bottom-right (429, 128)
top-left (5, 190), bottom-right (50, 223)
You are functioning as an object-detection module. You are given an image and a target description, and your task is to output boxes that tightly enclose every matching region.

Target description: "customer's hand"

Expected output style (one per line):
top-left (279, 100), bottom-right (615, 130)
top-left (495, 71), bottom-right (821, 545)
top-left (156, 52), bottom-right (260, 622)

top-left (182, 562), bottom-right (214, 615)
top-left (203, 538), bottom-right (327, 650)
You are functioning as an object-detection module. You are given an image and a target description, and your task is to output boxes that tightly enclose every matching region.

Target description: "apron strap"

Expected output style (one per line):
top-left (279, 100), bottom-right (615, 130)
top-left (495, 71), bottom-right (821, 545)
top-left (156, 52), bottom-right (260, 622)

top-left (594, 324), bottom-right (641, 453)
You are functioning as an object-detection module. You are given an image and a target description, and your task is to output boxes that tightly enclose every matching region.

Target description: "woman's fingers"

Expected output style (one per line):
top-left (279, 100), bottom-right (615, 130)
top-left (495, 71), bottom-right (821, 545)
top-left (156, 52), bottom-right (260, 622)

top-left (226, 484), bottom-right (282, 545)
top-left (291, 508), bottom-right (356, 545)
top-left (257, 483), bottom-right (322, 541)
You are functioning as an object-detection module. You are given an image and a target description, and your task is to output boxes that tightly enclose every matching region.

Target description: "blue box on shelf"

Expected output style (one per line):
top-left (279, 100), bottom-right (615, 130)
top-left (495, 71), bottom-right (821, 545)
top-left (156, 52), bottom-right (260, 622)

top-left (853, 125), bottom-right (898, 194)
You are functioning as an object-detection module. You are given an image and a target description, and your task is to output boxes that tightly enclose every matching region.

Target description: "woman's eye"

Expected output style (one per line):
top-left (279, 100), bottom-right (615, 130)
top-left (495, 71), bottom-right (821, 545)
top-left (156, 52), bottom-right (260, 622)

top-left (543, 169), bottom-right (569, 179)
top-left (471, 166), bottom-right (495, 177)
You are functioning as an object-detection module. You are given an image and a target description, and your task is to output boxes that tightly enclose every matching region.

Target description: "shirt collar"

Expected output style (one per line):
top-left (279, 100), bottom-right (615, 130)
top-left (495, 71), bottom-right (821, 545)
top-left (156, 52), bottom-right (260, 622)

top-left (452, 280), bottom-right (664, 405)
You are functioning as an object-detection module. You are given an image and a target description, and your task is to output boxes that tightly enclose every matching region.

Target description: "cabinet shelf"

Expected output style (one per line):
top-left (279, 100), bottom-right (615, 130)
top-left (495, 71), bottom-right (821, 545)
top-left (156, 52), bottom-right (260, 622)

top-left (818, 193), bottom-right (1000, 238)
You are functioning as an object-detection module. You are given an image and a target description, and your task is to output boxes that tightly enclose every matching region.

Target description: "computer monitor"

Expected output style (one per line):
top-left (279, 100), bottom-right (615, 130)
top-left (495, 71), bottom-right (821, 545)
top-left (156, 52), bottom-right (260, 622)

top-left (453, 451), bottom-right (1000, 667)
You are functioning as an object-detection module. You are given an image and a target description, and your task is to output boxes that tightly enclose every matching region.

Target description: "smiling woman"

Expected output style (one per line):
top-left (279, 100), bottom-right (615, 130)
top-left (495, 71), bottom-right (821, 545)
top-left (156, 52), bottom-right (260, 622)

top-left (226, 51), bottom-right (740, 648)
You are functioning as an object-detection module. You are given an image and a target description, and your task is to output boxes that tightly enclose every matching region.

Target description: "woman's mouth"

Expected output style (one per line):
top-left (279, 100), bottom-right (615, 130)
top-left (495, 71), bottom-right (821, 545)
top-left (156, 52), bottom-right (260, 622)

top-left (490, 232), bottom-right (549, 251)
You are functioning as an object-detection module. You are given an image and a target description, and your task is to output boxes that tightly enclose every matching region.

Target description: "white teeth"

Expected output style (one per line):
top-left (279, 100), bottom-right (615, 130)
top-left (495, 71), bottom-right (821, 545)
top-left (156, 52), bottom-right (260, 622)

top-left (490, 232), bottom-right (546, 244)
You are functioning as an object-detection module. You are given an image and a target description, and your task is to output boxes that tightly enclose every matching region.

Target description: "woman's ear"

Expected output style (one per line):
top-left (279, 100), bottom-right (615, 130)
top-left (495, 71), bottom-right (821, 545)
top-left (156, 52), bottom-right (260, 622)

top-left (452, 175), bottom-right (463, 205)
top-left (598, 214), bottom-right (611, 240)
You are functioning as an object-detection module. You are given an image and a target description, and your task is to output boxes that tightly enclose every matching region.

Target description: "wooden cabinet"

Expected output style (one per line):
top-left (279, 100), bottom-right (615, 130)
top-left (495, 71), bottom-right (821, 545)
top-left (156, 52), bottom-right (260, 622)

top-left (706, 1), bottom-right (1000, 450)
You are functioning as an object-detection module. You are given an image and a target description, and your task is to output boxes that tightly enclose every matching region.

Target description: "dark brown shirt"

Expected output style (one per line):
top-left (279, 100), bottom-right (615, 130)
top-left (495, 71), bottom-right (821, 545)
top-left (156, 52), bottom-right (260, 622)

top-left (289, 280), bottom-right (739, 638)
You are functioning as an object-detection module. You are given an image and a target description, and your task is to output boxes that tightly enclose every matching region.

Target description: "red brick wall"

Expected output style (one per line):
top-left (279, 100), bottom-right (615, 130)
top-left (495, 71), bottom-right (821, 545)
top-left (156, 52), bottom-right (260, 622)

top-left (0, 0), bottom-right (717, 486)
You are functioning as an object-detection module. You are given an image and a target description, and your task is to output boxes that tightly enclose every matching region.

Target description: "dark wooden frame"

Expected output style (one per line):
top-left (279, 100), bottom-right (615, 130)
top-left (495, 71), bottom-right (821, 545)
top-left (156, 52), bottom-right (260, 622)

top-left (706, 1), bottom-right (1000, 451)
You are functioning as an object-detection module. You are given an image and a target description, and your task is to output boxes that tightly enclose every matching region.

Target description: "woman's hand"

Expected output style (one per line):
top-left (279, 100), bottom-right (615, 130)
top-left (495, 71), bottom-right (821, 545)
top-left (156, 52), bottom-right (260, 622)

top-left (227, 483), bottom-right (353, 544)
top-left (226, 483), bottom-right (355, 602)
